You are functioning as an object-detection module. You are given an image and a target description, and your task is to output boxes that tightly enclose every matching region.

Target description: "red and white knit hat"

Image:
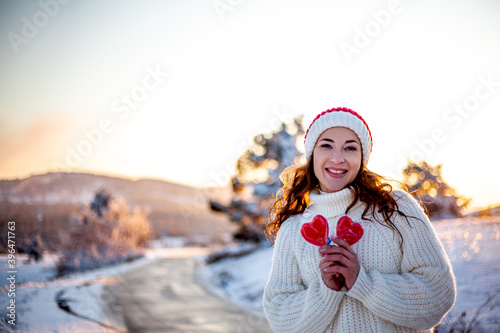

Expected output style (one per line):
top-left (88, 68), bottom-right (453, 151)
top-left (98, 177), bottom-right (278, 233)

top-left (304, 107), bottom-right (373, 165)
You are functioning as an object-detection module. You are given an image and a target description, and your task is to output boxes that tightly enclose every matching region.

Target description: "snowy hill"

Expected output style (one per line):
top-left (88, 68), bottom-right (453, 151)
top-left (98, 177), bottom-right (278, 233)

top-left (0, 172), bottom-right (235, 248)
top-left (466, 205), bottom-right (500, 218)
top-left (0, 172), bottom-right (228, 207)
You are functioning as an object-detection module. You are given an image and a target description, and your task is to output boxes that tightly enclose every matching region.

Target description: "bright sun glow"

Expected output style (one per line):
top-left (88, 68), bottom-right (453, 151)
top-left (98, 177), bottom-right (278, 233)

top-left (1, 0), bottom-right (499, 209)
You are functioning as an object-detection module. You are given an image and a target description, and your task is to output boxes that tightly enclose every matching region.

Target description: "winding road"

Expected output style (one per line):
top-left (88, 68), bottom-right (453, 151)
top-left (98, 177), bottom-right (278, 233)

top-left (107, 249), bottom-right (273, 333)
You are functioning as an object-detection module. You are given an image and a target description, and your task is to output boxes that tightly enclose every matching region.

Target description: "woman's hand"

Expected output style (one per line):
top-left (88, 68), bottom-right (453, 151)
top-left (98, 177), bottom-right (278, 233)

top-left (318, 259), bottom-right (345, 291)
top-left (319, 237), bottom-right (360, 290)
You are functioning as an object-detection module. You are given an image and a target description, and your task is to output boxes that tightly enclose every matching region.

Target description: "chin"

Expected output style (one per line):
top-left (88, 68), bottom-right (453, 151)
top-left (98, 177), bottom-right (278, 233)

top-left (322, 184), bottom-right (347, 193)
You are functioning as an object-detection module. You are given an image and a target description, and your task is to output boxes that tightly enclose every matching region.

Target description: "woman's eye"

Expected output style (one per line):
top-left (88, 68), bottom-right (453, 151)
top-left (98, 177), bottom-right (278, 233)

top-left (320, 144), bottom-right (332, 149)
top-left (345, 146), bottom-right (357, 151)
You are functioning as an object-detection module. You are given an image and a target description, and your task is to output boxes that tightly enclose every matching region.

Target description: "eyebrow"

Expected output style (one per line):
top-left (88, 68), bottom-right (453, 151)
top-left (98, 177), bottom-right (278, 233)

top-left (319, 138), bottom-right (360, 144)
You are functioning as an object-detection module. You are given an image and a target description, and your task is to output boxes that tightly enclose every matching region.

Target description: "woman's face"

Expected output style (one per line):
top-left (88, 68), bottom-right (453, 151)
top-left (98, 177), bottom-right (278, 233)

top-left (313, 127), bottom-right (362, 193)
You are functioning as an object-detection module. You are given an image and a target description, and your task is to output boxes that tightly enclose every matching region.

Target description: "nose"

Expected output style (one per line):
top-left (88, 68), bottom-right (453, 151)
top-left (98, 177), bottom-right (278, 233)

top-left (329, 151), bottom-right (345, 164)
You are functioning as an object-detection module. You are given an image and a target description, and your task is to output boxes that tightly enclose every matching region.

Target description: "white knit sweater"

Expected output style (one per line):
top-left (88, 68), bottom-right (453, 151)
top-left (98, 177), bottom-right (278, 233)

top-left (263, 188), bottom-right (456, 333)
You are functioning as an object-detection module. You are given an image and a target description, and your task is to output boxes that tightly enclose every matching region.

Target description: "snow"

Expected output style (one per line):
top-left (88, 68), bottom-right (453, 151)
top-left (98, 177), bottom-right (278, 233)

top-left (0, 247), bottom-right (209, 332)
top-left (198, 246), bottom-right (274, 308)
top-left (201, 217), bottom-right (500, 331)
top-left (1, 252), bottom-right (127, 332)
top-left (2, 217), bottom-right (499, 332)
top-left (434, 217), bottom-right (500, 330)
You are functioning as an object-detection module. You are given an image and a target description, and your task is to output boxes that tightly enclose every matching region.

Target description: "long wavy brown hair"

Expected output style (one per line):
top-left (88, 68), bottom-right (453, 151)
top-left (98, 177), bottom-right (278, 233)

top-left (265, 156), bottom-right (416, 245)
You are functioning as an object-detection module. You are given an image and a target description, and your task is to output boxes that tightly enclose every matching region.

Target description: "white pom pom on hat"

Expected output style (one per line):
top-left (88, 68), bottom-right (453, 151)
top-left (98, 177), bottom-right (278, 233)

top-left (304, 107), bottom-right (373, 165)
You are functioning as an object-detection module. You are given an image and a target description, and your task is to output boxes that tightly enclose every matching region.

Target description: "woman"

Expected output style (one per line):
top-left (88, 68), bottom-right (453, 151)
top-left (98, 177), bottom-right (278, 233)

top-left (262, 107), bottom-right (456, 332)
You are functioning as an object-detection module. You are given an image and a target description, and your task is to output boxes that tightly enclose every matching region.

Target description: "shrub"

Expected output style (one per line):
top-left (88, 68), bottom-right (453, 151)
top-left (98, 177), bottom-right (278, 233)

top-left (57, 190), bottom-right (151, 275)
top-left (436, 292), bottom-right (499, 333)
top-left (402, 161), bottom-right (470, 219)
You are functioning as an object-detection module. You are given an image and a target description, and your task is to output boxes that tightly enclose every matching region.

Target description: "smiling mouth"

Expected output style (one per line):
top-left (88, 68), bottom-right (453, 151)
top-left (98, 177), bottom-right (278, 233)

top-left (326, 168), bottom-right (347, 175)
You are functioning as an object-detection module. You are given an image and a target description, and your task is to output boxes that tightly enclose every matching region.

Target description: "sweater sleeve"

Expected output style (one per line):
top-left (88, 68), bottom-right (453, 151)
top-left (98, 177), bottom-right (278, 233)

top-left (263, 216), bottom-right (345, 333)
top-left (347, 191), bottom-right (456, 330)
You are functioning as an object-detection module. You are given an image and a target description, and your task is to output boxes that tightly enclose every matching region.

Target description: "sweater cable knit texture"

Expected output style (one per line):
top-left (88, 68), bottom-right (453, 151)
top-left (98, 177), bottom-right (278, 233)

top-left (263, 188), bottom-right (456, 333)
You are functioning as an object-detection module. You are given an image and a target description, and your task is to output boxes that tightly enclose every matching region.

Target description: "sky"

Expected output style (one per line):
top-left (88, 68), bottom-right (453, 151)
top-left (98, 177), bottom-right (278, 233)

top-left (0, 0), bottom-right (499, 209)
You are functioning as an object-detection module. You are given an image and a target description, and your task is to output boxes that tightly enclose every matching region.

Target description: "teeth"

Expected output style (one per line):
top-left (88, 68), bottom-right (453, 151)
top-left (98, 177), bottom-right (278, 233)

top-left (327, 169), bottom-right (346, 174)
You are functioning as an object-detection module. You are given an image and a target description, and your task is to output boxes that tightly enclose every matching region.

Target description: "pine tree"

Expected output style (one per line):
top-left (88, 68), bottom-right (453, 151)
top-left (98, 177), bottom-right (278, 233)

top-left (210, 115), bottom-right (304, 242)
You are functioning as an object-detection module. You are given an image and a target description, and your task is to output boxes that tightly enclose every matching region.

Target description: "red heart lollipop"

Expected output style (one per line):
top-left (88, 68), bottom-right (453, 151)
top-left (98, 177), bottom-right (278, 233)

top-left (336, 216), bottom-right (364, 246)
top-left (300, 215), bottom-right (329, 246)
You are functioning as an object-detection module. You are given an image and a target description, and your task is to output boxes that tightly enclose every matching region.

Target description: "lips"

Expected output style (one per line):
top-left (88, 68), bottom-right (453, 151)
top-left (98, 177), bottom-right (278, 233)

top-left (325, 167), bottom-right (348, 178)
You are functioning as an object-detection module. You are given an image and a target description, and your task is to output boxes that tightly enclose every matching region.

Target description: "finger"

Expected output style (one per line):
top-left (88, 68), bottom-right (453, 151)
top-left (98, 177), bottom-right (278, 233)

top-left (319, 260), bottom-right (339, 271)
top-left (323, 264), bottom-right (342, 275)
top-left (320, 254), bottom-right (349, 266)
top-left (318, 245), bottom-right (332, 254)
top-left (320, 243), bottom-right (355, 261)
top-left (322, 258), bottom-right (356, 272)
top-left (323, 264), bottom-right (350, 277)
top-left (319, 244), bottom-right (346, 255)
top-left (330, 236), bottom-right (354, 253)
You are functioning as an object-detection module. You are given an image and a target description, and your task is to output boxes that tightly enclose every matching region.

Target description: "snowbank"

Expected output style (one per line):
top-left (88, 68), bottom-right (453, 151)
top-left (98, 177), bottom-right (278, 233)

top-left (198, 246), bottom-right (274, 311)
top-left (203, 217), bottom-right (500, 331)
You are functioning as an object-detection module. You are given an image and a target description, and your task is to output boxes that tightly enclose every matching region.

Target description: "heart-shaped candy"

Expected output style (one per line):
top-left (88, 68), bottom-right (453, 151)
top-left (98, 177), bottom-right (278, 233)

top-left (301, 215), bottom-right (364, 246)
top-left (300, 215), bottom-right (329, 246)
top-left (336, 216), bottom-right (364, 246)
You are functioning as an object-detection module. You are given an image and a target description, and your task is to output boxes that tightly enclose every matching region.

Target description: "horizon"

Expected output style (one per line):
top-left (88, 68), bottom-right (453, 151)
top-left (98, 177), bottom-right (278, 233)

top-left (1, 0), bottom-right (499, 209)
top-left (1, 168), bottom-right (498, 214)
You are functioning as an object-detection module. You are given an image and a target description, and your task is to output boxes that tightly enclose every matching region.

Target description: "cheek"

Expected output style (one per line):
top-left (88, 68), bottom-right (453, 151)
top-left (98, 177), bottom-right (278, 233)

top-left (348, 154), bottom-right (362, 171)
top-left (312, 152), bottom-right (327, 180)
top-left (312, 158), bottom-right (322, 180)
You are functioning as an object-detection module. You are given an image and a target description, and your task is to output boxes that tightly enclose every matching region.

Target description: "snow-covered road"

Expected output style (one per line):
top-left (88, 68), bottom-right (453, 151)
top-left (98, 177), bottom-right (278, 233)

top-left (108, 256), bottom-right (272, 333)
top-left (0, 247), bottom-right (215, 332)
